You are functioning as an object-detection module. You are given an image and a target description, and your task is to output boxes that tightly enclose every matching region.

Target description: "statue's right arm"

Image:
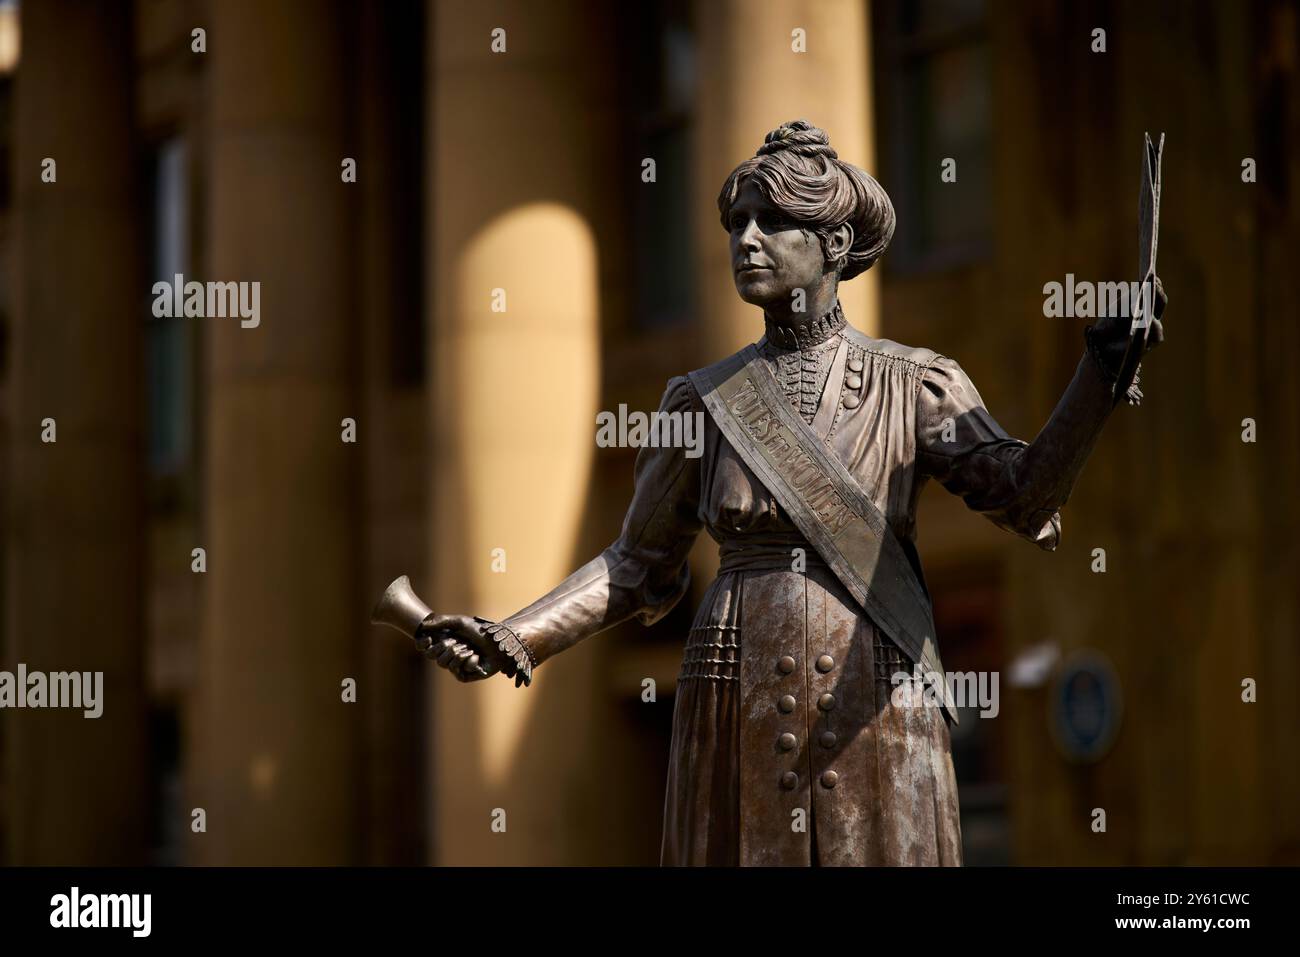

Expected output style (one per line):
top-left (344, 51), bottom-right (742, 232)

top-left (488, 376), bottom-right (706, 678)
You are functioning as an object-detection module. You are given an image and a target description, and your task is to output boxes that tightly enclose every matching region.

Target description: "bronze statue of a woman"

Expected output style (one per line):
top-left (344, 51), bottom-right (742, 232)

top-left (399, 120), bottom-right (1166, 866)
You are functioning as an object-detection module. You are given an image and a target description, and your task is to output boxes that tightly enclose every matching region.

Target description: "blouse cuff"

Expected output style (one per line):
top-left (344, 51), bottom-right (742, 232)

top-left (475, 617), bottom-right (536, 687)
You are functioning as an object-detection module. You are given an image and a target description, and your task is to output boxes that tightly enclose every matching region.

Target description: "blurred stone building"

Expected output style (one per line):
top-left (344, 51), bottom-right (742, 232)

top-left (0, 0), bottom-right (1296, 865)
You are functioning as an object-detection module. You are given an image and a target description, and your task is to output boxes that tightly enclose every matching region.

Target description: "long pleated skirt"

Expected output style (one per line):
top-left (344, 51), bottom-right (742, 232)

top-left (660, 563), bottom-right (963, 866)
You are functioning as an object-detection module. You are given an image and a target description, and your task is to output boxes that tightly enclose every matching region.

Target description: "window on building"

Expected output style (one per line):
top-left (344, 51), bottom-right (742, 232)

top-left (149, 703), bottom-right (183, 865)
top-left (874, 0), bottom-right (992, 273)
top-left (381, 0), bottom-right (426, 388)
top-left (931, 572), bottom-right (1009, 865)
top-left (145, 136), bottom-right (194, 491)
top-left (623, 0), bottom-right (695, 330)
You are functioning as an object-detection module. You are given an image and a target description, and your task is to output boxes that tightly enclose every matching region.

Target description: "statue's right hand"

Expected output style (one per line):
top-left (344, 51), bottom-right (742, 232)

top-left (415, 614), bottom-right (498, 682)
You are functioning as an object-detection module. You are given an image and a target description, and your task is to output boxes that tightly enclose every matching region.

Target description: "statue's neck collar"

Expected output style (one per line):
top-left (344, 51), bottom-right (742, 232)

top-left (762, 301), bottom-right (847, 351)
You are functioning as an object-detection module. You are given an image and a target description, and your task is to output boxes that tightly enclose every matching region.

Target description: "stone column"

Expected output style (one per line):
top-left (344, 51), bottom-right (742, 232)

top-left (3, 0), bottom-right (149, 864)
top-left (192, 0), bottom-right (360, 864)
top-left (425, 0), bottom-right (616, 865)
top-left (693, 0), bottom-right (882, 357)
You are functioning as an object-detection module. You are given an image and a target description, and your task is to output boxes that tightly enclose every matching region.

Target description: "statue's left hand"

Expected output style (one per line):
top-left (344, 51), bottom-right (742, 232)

top-left (1086, 275), bottom-right (1167, 394)
top-left (1095, 274), bottom-right (1166, 348)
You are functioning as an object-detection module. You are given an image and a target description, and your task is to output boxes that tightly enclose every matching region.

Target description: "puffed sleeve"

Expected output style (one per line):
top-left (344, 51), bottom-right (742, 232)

top-left (494, 376), bottom-right (705, 671)
top-left (916, 350), bottom-right (1118, 551)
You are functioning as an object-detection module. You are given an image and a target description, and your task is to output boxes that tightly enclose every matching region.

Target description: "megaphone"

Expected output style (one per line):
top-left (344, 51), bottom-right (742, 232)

top-left (371, 575), bottom-right (432, 638)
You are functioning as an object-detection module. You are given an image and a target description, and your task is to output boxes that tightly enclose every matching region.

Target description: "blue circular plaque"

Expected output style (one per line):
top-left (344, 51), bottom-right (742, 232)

top-left (1049, 650), bottom-right (1122, 762)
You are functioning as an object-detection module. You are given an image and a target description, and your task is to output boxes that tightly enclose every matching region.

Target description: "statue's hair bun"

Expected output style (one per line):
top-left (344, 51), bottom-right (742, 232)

top-left (756, 120), bottom-right (839, 160)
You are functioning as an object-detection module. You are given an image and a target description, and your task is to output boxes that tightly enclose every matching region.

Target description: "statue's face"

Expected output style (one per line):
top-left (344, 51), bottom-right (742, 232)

top-left (727, 180), bottom-right (826, 310)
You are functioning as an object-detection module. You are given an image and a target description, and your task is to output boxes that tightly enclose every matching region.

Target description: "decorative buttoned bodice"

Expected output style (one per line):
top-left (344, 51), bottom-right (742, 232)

top-left (761, 302), bottom-right (846, 424)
